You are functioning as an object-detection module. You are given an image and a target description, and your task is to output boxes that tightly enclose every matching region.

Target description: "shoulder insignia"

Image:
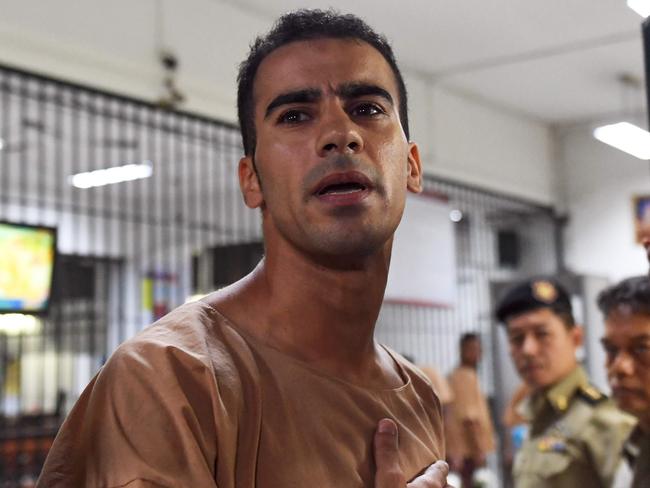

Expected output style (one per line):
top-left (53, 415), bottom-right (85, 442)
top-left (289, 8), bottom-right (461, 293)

top-left (577, 385), bottom-right (606, 405)
top-left (537, 436), bottom-right (567, 453)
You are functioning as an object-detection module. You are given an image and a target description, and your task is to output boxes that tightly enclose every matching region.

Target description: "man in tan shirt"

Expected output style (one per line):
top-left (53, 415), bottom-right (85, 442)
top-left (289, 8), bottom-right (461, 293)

top-left (445, 333), bottom-right (495, 487)
top-left (37, 9), bottom-right (449, 488)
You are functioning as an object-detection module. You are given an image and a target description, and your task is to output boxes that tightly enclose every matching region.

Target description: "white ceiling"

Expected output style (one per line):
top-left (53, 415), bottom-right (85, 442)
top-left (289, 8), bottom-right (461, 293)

top-left (226, 0), bottom-right (647, 125)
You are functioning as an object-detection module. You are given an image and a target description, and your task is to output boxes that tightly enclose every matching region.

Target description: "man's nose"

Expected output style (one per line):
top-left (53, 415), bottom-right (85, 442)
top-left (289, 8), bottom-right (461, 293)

top-left (521, 334), bottom-right (539, 356)
top-left (609, 350), bottom-right (635, 377)
top-left (316, 104), bottom-right (364, 157)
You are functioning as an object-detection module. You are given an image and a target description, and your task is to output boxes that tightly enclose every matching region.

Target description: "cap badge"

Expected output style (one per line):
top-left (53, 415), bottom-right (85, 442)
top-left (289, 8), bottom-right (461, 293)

top-left (532, 280), bottom-right (558, 304)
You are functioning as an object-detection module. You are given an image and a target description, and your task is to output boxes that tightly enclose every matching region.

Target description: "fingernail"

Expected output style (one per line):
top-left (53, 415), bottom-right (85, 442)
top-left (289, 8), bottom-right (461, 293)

top-left (378, 419), bottom-right (396, 435)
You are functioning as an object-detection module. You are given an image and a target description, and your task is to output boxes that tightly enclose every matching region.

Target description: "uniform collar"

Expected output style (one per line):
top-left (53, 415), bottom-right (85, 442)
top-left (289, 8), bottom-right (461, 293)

top-left (529, 365), bottom-right (588, 415)
top-left (545, 365), bottom-right (591, 412)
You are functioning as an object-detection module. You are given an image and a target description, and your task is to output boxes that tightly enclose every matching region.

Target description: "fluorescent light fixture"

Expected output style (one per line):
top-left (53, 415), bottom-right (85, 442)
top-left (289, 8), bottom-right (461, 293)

top-left (0, 138), bottom-right (4, 151)
top-left (70, 161), bottom-right (153, 189)
top-left (628, 0), bottom-right (650, 17)
top-left (593, 122), bottom-right (650, 160)
top-left (0, 313), bottom-right (42, 336)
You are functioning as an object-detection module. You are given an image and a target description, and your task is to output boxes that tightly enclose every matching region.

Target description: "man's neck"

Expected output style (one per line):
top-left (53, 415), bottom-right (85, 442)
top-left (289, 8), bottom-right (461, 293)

top-left (532, 363), bottom-right (580, 396)
top-left (209, 240), bottom-right (397, 386)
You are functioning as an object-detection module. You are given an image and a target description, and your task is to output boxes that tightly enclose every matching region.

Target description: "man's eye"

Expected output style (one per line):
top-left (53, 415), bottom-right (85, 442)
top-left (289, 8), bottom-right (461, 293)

top-left (278, 110), bottom-right (310, 124)
top-left (350, 103), bottom-right (384, 117)
top-left (633, 343), bottom-right (650, 357)
top-left (603, 344), bottom-right (618, 361)
top-left (509, 335), bottom-right (524, 347)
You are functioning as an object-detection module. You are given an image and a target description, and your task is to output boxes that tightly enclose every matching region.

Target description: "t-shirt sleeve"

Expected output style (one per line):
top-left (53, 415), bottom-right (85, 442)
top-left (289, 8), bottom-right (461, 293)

top-left (37, 340), bottom-right (220, 488)
top-left (420, 366), bottom-right (454, 405)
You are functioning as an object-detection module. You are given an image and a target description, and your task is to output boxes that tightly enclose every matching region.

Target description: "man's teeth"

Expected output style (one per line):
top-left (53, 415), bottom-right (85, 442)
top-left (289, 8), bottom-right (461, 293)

top-left (327, 187), bottom-right (362, 194)
top-left (321, 183), bottom-right (365, 195)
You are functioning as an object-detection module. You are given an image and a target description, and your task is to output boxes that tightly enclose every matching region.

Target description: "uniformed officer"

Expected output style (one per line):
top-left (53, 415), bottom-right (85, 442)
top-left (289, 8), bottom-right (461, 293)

top-left (599, 242), bottom-right (650, 488)
top-left (495, 278), bottom-right (634, 488)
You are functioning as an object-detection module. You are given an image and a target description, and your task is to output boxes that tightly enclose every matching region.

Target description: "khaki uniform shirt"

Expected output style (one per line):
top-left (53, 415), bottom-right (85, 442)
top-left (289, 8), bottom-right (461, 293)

top-left (513, 366), bottom-right (635, 488)
top-left (445, 365), bottom-right (496, 460)
top-left (37, 300), bottom-right (444, 488)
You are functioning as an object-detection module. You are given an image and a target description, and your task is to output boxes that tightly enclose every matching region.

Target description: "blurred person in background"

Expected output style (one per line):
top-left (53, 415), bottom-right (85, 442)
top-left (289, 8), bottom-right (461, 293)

top-left (445, 333), bottom-right (495, 487)
top-left (599, 240), bottom-right (650, 488)
top-left (495, 278), bottom-right (634, 488)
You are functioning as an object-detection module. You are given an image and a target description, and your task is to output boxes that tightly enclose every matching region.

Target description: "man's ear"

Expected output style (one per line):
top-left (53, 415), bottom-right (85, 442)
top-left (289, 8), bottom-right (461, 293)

top-left (571, 325), bottom-right (584, 348)
top-left (238, 156), bottom-right (264, 209)
top-left (406, 142), bottom-right (423, 194)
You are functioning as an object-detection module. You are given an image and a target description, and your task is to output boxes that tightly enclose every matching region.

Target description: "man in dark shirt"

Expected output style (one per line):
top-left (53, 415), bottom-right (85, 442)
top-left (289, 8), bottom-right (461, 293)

top-left (599, 241), bottom-right (650, 488)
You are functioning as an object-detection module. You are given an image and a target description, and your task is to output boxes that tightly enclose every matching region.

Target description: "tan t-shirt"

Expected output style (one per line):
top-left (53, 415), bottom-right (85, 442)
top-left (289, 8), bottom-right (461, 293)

top-left (445, 365), bottom-right (495, 459)
top-left (38, 300), bottom-right (444, 488)
top-left (418, 366), bottom-right (453, 405)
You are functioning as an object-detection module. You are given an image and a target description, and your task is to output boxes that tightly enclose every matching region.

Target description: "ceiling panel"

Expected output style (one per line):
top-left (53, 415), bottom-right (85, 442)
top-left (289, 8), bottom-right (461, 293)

top-left (222, 0), bottom-right (648, 124)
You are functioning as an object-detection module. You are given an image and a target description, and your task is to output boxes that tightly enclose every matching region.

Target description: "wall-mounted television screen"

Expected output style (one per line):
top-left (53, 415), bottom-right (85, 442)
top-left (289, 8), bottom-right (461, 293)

top-left (0, 221), bottom-right (57, 314)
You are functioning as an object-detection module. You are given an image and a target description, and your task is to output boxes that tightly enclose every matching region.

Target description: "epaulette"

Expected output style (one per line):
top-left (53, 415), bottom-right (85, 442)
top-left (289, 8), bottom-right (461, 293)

top-left (577, 384), bottom-right (607, 405)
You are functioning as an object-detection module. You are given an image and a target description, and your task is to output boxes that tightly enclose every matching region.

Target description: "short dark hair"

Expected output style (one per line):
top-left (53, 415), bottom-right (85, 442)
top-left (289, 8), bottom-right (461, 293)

top-left (236, 9), bottom-right (409, 156)
top-left (597, 275), bottom-right (650, 318)
top-left (460, 332), bottom-right (480, 348)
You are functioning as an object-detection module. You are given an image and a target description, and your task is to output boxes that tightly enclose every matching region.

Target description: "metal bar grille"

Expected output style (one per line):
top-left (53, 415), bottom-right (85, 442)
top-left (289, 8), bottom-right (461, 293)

top-left (0, 63), bottom-right (559, 485)
top-left (377, 176), bottom-right (558, 392)
top-left (0, 64), bottom-right (261, 484)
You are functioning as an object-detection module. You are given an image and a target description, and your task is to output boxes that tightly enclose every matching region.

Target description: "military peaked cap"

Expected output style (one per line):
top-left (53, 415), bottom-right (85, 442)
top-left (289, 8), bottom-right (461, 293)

top-left (495, 278), bottom-right (574, 323)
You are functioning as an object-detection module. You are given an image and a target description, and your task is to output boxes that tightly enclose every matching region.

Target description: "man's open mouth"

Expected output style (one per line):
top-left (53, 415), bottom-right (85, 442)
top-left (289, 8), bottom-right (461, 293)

top-left (318, 181), bottom-right (367, 195)
top-left (313, 171), bottom-right (373, 197)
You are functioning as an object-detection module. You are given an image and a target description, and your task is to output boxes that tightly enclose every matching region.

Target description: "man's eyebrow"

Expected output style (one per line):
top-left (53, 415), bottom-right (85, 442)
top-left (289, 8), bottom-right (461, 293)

top-left (600, 334), bottom-right (650, 346)
top-left (335, 82), bottom-right (394, 105)
top-left (264, 88), bottom-right (322, 119)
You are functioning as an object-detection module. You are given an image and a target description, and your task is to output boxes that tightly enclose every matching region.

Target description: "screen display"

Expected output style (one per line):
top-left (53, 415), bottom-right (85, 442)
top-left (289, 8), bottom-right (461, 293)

top-left (0, 222), bottom-right (56, 314)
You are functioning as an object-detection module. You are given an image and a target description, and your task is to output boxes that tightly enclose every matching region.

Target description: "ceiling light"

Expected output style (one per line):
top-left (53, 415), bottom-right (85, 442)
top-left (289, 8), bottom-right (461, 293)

top-left (0, 138), bottom-right (5, 151)
top-left (593, 122), bottom-right (650, 160)
top-left (628, 0), bottom-right (650, 17)
top-left (70, 161), bottom-right (153, 189)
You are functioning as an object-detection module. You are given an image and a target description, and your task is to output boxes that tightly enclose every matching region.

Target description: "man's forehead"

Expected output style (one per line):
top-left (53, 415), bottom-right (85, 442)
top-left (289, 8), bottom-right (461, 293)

top-left (602, 330), bottom-right (650, 346)
top-left (507, 321), bottom-right (548, 334)
top-left (605, 312), bottom-right (650, 332)
top-left (507, 308), bottom-right (556, 327)
top-left (252, 38), bottom-right (398, 106)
